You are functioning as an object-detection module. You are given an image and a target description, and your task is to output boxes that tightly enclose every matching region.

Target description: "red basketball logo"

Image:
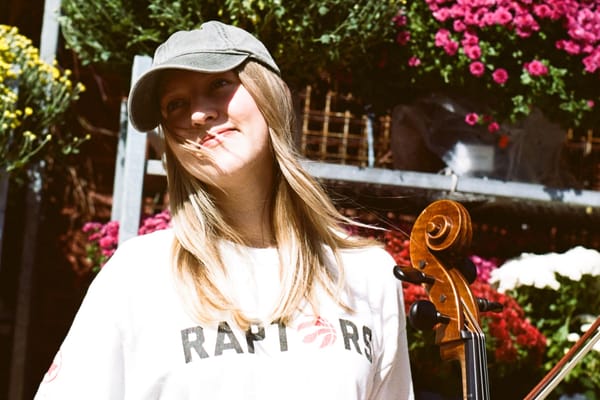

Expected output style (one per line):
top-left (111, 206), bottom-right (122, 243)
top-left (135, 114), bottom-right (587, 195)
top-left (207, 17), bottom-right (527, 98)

top-left (43, 351), bottom-right (62, 383)
top-left (298, 316), bottom-right (337, 348)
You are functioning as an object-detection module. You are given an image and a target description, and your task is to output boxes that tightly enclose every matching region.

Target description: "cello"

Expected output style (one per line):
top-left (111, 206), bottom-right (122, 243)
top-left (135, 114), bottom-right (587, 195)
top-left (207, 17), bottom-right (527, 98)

top-left (394, 199), bottom-right (600, 400)
top-left (394, 199), bottom-right (496, 399)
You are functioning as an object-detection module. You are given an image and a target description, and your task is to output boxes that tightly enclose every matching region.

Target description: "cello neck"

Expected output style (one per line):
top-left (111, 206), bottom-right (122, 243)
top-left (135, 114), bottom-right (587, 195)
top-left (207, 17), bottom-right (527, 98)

top-left (462, 329), bottom-right (491, 400)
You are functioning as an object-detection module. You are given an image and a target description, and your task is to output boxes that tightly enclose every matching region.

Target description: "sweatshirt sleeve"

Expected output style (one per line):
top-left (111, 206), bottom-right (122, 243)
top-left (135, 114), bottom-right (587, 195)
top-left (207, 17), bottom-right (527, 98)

top-left (34, 244), bottom-right (131, 400)
top-left (369, 250), bottom-right (415, 400)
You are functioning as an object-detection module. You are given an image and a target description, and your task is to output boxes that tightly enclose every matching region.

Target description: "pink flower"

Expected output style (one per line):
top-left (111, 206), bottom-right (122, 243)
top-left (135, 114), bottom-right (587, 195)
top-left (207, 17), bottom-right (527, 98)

top-left (583, 50), bottom-right (600, 73)
top-left (462, 31), bottom-right (479, 46)
top-left (525, 60), bottom-right (549, 76)
top-left (488, 122), bottom-right (500, 133)
top-left (434, 29), bottom-right (451, 47)
top-left (444, 41), bottom-right (459, 56)
top-left (392, 13), bottom-right (407, 27)
top-left (492, 68), bottom-right (509, 85)
top-left (396, 31), bottom-right (411, 46)
top-left (408, 56), bottom-right (421, 67)
top-left (515, 14), bottom-right (539, 37)
top-left (533, 4), bottom-right (553, 19)
top-left (82, 222), bottom-right (102, 233)
top-left (99, 236), bottom-right (117, 250)
top-left (469, 61), bottom-right (485, 77)
top-left (453, 19), bottom-right (467, 32)
top-left (588, 100), bottom-right (595, 109)
top-left (556, 40), bottom-right (581, 55)
top-left (464, 44), bottom-right (481, 59)
top-left (493, 8), bottom-right (513, 25)
top-left (465, 113), bottom-right (479, 125)
top-left (433, 8), bottom-right (451, 22)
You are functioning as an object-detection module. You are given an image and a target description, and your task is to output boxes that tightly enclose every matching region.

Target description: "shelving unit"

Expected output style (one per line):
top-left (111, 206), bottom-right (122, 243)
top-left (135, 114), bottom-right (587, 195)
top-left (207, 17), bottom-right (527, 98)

top-left (119, 55), bottom-right (600, 243)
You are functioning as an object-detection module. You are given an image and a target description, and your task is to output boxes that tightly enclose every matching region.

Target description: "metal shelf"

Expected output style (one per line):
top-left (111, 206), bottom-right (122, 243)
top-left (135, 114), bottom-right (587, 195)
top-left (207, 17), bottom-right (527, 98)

top-left (300, 161), bottom-right (600, 208)
top-left (147, 159), bottom-right (600, 217)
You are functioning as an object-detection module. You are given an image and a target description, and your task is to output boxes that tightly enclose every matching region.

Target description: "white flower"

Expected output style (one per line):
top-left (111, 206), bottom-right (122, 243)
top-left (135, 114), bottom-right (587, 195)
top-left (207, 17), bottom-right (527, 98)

top-left (554, 246), bottom-right (600, 280)
top-left (490, 252), bottom-right (559, 292)
top-left (490, 246), bottom-right (600, 292)
top-left (567, 332), bottom-right (580, 342)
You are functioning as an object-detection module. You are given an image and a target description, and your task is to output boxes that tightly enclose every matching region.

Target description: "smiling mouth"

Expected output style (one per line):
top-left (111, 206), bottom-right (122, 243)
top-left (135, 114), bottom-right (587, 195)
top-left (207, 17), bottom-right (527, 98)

top-left (200, 129), bottom-right (235, 147)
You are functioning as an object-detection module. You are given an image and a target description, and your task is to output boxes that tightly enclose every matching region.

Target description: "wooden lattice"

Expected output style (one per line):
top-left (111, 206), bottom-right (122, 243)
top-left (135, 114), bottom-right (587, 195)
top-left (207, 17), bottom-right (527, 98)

top-left (299, 85), bottom-right (392, 168)
top-left (565, 128), bottom-right (600, 191)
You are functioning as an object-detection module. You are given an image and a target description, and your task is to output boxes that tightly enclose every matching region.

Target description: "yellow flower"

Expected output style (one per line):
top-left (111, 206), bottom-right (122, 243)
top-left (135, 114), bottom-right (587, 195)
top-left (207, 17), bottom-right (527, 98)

top-left (1, 24), bottom-right (87, 171)
top-left (23, 131), bottom-right (36, 140)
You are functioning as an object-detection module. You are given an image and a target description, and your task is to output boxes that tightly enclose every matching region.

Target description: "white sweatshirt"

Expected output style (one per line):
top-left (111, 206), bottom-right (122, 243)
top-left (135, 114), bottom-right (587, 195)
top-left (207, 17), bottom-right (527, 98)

top-left (35, 229), bottom-right (414, 399)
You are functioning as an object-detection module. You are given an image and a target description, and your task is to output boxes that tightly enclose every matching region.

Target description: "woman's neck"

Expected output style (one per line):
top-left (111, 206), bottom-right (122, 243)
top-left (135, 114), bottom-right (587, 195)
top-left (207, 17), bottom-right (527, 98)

top-left (209, 174), bottom-right (275, 248)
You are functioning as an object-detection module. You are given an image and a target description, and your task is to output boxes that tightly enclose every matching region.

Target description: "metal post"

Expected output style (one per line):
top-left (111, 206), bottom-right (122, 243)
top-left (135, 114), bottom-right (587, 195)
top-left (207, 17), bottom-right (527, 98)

top-left (117, 55), bottom-right (152, 244)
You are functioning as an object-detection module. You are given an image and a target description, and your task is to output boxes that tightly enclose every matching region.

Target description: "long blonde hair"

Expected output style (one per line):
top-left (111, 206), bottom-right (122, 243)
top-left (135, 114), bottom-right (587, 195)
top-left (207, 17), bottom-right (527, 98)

top-left (163, 61), bottom-right (378, 328)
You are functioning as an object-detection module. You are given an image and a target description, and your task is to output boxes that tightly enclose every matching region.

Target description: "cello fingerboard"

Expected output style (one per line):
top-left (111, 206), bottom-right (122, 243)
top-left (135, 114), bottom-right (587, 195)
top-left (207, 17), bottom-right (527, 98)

top-left (462, 330), bottom-right (491, 400)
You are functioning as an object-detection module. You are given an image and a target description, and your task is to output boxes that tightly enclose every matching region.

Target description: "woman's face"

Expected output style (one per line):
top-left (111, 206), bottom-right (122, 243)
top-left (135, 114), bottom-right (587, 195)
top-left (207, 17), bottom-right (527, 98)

top-left (159, 69), bottom-right (272, 188)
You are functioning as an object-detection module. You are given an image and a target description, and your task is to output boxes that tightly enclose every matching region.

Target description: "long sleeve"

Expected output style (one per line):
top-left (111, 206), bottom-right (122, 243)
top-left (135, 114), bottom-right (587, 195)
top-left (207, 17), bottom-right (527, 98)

top-left (367, 250), bottom-right (414, 400)
top-left (34, 245), bottom-right (129, 399)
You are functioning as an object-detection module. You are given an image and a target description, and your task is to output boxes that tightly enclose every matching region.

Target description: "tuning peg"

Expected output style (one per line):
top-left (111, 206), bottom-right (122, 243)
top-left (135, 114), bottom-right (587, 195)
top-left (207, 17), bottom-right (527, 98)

top-left (409, 300), bottom-right (451, 331)
top-left (477, 298), bottom-right (503, 313)
top-left (393, 265), bottom-right (435, 285)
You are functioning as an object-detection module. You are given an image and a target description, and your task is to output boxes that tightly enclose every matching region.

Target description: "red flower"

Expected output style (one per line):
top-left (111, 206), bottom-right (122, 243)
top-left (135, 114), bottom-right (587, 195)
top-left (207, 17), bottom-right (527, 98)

top-left (497, 134), bottom-right (511, 149)
top-left (492, 68), bottom-right (509, 85)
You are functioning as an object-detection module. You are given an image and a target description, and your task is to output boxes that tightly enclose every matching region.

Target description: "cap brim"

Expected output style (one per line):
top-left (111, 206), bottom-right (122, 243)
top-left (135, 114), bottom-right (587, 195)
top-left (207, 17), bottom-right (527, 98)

top-left (128, 53), bottom-right (249, 132)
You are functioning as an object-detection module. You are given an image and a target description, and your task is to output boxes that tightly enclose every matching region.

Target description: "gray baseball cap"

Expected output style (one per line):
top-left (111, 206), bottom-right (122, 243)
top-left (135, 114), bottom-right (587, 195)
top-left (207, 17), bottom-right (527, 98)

top-left (128, 20), bottom-right (280, 132)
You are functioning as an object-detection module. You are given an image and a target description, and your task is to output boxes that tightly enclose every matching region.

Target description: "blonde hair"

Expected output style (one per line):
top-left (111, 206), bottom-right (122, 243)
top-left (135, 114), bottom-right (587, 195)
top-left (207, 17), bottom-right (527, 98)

top-left (162, 61), bottom-right (378, 329)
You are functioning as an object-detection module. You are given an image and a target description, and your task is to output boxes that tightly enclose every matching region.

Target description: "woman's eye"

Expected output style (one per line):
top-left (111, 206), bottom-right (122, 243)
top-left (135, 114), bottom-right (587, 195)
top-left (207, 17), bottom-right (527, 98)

top-left (211, 78), bottom-right (232, 90)
top-left (165, 99), bottom-right (187, 113)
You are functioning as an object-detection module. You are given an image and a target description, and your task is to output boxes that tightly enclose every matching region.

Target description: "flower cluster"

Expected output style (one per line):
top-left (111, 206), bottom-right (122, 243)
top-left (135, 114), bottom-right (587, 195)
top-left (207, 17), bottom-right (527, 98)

top-left (0, 25), bottom-right (86, 173)
top-left (391, 0), bottom-right (600, 136)
top-left (82, 220), bottom-right (119, 273)
top-left (490, 246), bottom-right (600, 397)
top-left (82, 211), bottom-right (172, 272)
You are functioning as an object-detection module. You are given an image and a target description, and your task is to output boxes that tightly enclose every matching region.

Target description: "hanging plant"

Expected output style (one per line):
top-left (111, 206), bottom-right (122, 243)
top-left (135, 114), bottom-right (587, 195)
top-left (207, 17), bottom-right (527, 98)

top-left (0, 25), bottom-right (86, 173)
top-left (388, 0), bottom-right (600, 131)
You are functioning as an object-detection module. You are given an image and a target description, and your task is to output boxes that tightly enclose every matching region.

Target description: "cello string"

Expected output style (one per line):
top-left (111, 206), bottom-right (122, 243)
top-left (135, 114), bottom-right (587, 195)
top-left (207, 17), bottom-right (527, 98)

top-left (463, 300), bottom-right (491, 400)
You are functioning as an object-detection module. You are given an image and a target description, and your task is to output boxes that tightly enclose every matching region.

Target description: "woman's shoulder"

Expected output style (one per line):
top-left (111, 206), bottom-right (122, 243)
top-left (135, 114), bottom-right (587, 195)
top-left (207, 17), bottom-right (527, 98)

top-left (338, 244), bottom-right (397, 281)
top-left (119, 228), bottom-right (174, 252)
top-left (340, 244), bottom-right (395, 265)
top-left (99, 228), bottom-right (174, 277)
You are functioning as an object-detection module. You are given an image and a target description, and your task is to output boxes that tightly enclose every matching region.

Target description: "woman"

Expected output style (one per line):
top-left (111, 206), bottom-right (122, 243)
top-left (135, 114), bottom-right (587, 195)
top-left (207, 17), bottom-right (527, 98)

top-left (35, 21), bottom-right (414, 399)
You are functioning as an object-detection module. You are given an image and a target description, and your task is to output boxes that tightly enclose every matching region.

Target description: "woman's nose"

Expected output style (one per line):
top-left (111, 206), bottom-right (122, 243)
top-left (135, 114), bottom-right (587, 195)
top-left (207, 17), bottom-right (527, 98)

top-left (190, 102), bottom-right (218, 126)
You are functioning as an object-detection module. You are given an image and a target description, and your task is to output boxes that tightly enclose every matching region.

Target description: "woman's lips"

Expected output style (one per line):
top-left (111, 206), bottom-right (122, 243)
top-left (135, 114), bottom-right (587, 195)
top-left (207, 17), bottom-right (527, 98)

top-left (200, 129), bottom-right (235, 147)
